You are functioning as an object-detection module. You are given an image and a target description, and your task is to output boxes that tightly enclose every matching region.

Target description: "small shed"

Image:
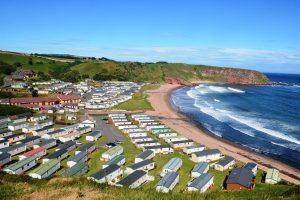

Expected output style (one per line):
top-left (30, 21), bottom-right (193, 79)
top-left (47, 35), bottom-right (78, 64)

top-left (265, 168), bottom-right (281, 184)
top-left (117, 170), bottom-right (148, 189)
top-left (156, 171), bottom-right (179, 193)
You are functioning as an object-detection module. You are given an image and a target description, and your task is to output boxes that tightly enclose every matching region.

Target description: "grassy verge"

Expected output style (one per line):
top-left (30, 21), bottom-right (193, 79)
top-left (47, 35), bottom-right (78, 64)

top-left (115, 84), bottom-right (160, 111)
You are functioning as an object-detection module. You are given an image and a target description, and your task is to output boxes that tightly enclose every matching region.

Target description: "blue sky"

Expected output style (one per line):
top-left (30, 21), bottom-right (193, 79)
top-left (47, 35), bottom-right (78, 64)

top-left (1, 0), bottom-right (300, 73)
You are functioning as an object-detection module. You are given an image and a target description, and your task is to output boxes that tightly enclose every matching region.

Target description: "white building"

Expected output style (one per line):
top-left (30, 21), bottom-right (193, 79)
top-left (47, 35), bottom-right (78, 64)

top-left (191, 149), bottom-right (222, 163)
top-left (186, 173), bottom-right (214, 193)
top-left (156, 172), bottom-right (179, 193)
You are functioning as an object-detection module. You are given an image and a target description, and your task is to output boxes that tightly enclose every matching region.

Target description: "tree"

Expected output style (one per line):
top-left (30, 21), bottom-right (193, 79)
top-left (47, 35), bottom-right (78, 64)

top-left (81, 74), bottom-right (90, 79)
top-left (62, 70), bottom-right (81, 83)
top-left (28, 57), bottom-right (33, 65)
top-left (32, 90), bottom-right (38, 97)
top-left (14, 62), bottom-right (22, 67)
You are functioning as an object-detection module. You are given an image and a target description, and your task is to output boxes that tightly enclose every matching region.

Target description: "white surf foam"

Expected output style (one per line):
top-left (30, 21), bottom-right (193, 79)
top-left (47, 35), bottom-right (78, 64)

top-left (228, 87), bottom-right (245, 93)
top-left (214, 99), bottom-right (220, 102)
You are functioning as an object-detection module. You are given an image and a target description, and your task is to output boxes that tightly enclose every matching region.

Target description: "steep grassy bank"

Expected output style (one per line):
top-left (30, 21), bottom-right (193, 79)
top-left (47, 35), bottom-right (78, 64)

top-left (0, 52), bottom-right (270, 85)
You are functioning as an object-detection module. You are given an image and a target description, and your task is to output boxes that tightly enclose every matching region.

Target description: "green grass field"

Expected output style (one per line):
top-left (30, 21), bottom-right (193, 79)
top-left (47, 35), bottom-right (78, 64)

top-left (116, 84), bottom-right (160, 111)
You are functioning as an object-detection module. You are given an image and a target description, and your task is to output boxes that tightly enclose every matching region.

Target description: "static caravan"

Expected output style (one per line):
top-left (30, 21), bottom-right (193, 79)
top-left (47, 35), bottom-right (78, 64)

top-left (59, 132), bottom-right (79, 143)
top-left (0, 152), bottom-right (12, 167)
top-left (29, 159), bottom-right (60, 179)
top-left (5, 133), bottom-right (26, 143)
top-left (88, 164), bottom-right (122, 184)
top-left (137, 119), bottom-right (156, 124)
top-left (118, 125), bottom-right (138, 130)
top-left (62, 124), bottom-right (80, 133)
top-left (8, 122), bottom-right (28, 131)
top-left (131, 114), bottom-right (148, 119)
top-left (117, 170), bottom-right (148, 189)
top-left (43, 149), bottom-right (68, 163)
top-left (125, 159), bottom-right (155, 174)
top-left (67, 151), bottom-right (88, 168)
top-left (265, 168), bottom-right (281, 184)
top-left (76, 143), bottom-right (96, 155)
top-left (156, 172), bottom-right (179, 193)
top-left (32, 125), bottom-right (54, 136)
top-left (18, 136), bottom-right (41, 148)
top-left (29, 114), bottom-right (47, 122)
top-left (102, 155), bottom-right (125, 169)
top-left (76, 126), bottom-right (92, 135)
top-left (164, 136), bottom-right (188, 143)
top-left (170, 139), bottom-right (194, 148)
top-left (144, 145), bottom-right (174, 154)
top-left (0, 120), bottom-right (12, 129)
top-left (243, 162), bottom-right (258, 176)
top-left (111, 118), bottom-right (128, 122)
top-left (160, 157), bottom-right (182, 177)
top-left (183, 144), bottom-right (205, 155)
top-left (0, 138), bottom-right (9, 149)
top-left (0, 116), bottom-right (11, 124)
top-left (86, 131), bottom-right (102, 141)
top-left (0, 143), bottom-right (27, 156)
top-left (134, 150), bottom-right (155, 163)
top-left (136, 141), bottom-right (160, 148)
top-left (56, 141), bottom-right (76, 152)
top-left (186, 173), bottom-right (214, 193)
top-left (152, 128), bottom-right (172, 135)
top-left (191, 162), bottom-right (209, 178)
top-left (101, 145), bottom-right (123, 161)
top-left (191, 149), bottom-right (222, 163)
top-left (60, 162), bottom-right (88, 177)
top-left (123, 128), bottom-right (145, 134)
top-left (108, 113), bottom-right (126, 118)
top-left (157, 132), bottom-right (177, 139)
top-left (42, 129), bottom-right (67, 139)
top-left (114, 122), bottom-right (132, 126)
top-left (22, 124), bottom-right (43, 134)
top-left (131, 136), bottom-right (153, 143)
top-left (213, 156), bottom-right (235, 171)
top-left (19, 147), bottom-right (46, 160)
top-left (4, 155), bottom-right (37, 175)
top-left (145, 125), bottom-right (166, 131)
top-left (12, 116), bottom-right (27, 124)
top-left (128, 132), bottom-right (147, 138)
top-left (33, 139), bottom-right (56, 149)
top-left (35, 118), bottom-right (53, 127)
top-left (0, 130), bottom-right (13, 138)
top-left (80, 120), bottom-right (95, 129)
top-left (226, 168), bottom-right (254, 190)
top-left (139, 122), bottom-right (160, 128)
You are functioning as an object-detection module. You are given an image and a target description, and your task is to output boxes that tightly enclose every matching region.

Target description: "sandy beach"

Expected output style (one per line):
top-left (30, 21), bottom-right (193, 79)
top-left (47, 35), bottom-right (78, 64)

top-left (146, 83), bottom-right (300, 185)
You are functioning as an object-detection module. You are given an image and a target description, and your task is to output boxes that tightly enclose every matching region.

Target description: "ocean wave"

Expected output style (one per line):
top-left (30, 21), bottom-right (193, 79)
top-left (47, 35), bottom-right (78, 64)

top-left (214, 99), bottom-right (221, 102)
top-left (227, 87), bottom-right (245, 93)
top-left (223, 111), bottom-right (300, 145)
top-left (293, 84), bottom-right (300, 88)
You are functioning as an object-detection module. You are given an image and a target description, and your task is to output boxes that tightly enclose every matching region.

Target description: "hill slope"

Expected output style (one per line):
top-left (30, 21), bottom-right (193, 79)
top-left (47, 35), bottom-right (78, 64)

top-left (0, 52), bottom-right (270, 84)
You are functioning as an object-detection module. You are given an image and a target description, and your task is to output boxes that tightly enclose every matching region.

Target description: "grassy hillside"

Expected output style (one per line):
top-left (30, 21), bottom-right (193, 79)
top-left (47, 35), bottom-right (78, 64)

top-left (0, 52), bottom-right (270, 84)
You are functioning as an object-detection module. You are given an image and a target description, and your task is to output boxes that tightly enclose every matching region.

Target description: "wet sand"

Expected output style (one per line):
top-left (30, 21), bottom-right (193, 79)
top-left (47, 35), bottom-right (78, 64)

top-left (146, 83), bottom-right (300, 185)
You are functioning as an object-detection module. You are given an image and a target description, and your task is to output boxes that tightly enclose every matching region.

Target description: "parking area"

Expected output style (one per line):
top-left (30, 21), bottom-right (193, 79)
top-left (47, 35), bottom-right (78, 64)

top-left (92, 115), bottom-right (125, 146)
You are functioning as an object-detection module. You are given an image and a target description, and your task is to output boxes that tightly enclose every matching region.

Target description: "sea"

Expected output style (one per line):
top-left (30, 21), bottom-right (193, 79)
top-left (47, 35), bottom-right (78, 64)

top-left (170, 73), bottom-right (300, 169)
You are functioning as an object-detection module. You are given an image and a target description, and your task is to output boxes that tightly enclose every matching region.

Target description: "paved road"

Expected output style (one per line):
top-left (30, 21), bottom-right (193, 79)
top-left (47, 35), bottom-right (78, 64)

top-left (92, 115), bottom-right (125, 147)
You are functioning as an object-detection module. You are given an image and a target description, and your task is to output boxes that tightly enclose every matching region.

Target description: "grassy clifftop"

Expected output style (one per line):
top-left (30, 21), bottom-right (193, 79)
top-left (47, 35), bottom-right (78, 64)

top-left (0, 52), bottom-right (270, 84)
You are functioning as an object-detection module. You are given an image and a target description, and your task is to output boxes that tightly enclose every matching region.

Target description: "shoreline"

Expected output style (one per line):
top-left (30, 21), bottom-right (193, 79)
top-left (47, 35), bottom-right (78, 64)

top-left (145, 83), bottom-right (300, 185)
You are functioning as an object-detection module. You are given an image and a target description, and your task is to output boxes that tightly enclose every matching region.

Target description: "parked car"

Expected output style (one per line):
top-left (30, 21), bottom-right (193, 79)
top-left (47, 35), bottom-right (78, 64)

top-left (106, 142), bottom-right (116, 148)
